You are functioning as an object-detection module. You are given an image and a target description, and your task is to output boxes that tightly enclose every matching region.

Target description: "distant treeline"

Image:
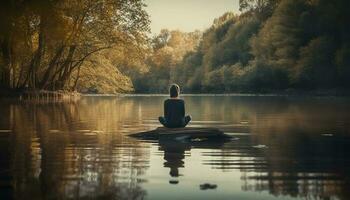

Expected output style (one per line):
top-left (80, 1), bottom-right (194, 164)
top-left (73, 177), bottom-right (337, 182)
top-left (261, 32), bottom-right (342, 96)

top-left (133, 0), bottom-right (350, 93)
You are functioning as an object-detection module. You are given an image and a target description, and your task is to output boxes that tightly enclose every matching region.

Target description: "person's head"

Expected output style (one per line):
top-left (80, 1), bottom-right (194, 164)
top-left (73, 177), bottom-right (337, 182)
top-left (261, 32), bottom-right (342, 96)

top-left (169, 84), bottom-right (180, 98)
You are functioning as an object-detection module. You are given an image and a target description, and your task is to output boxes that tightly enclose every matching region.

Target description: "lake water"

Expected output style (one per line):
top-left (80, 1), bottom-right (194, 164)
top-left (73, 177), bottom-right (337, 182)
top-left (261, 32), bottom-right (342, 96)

top-left (1, 95), bottom-right (350, 200)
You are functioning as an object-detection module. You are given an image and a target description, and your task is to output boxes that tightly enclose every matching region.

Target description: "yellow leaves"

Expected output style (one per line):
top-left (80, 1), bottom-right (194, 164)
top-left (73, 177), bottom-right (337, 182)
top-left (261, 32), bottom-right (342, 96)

top-left (150, 30), bottom-right (201, 68)
top-left (74, 53), bottom-right (134, 93)
top-left (43, 11), bottom-right (73, 44)
top-left (212, 12), bottom-right (237, 28)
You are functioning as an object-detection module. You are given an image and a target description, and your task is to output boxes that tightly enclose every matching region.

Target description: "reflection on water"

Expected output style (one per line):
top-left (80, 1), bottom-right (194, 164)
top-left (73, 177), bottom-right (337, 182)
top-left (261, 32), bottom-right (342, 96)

top-left (160, 140), bottom-right (188, 179)
top-left (0, 95), bottom-right (350, 200)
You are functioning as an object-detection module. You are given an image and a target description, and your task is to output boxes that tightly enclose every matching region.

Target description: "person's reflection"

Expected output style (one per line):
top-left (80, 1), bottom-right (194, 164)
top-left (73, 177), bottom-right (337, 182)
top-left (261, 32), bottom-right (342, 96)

top-left (158, 139), bottom-right (191, 183)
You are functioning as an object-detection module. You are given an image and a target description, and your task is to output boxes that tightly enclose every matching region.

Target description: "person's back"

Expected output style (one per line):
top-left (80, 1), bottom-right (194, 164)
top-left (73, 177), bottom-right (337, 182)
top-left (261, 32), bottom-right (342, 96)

top-left (164, 98), bottom-right (185, 127)
top-left (159, 84), bottom-right (191, 128)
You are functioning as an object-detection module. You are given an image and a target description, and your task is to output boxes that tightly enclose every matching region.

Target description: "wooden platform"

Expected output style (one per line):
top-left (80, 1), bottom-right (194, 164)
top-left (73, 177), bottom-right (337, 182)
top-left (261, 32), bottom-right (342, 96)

top-left (129, 127), bottom-right (230, 140)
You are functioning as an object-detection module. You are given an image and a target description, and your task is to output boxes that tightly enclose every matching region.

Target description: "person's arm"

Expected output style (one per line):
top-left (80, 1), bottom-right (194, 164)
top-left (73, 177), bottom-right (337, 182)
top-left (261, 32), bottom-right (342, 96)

top-left (181, 100), bottom-right (185, 117)
top-left (164, 100), bottom-right (168, 118)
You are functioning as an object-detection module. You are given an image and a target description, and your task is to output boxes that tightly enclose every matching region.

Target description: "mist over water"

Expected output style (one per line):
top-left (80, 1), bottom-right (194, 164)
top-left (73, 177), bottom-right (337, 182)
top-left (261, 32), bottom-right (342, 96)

top-left (1, 95), bottom-right (350, 200)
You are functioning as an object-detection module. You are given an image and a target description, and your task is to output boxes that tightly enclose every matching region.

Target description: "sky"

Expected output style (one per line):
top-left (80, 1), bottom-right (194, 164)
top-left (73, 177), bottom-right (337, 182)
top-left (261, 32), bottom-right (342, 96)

top-left (144, 0), bottom-right (240, 34)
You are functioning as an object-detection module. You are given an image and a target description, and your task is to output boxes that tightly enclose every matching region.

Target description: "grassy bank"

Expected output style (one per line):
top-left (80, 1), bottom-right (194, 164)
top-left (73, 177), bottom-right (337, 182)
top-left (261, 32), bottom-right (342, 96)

top-left (131, 88), bottom-right (350, 97)
top-left (0, 89), bottom-right (81, 102)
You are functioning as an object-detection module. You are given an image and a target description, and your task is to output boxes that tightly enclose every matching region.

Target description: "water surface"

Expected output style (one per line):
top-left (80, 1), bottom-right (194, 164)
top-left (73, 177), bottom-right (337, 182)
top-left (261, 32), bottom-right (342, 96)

top-left (1, 95), bottom-right (350, 200)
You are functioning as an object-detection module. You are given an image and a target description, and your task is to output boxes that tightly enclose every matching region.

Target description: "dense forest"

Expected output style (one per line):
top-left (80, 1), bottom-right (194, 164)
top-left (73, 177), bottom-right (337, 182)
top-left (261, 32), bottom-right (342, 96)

top-left (133, 0), bottom-right (350, 93)
top-left (1, 0), bottom-right (350, 94)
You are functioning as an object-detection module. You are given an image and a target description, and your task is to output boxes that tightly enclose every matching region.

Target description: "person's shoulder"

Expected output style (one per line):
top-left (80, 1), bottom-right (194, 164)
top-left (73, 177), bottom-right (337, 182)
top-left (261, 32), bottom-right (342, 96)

top-left (164, 99), bottom-right (173, 104)
top-left (175, 98), bottom-right (184, 104)
top-left (165, 98), bottom-right (184, 103)
top-left (170, 98), bottom-right (184, 101)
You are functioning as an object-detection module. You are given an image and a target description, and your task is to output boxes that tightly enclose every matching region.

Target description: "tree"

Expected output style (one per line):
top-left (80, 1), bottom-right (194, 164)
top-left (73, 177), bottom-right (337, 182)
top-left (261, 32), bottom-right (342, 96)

top-left (0, 0), bottom-right (150, 91)
top-left (294, 36), bottom-right (337, 88)
top-left (239, 0), bottom-right (281, 20)
top-left (131, 29), bottom-right (201, 93)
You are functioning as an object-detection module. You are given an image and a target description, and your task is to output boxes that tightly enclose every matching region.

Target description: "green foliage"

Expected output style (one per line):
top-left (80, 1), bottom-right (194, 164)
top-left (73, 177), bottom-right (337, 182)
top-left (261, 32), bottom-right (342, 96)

top-left (239, 0), bottom-right (281, 20)
top-left (131, 29), bottom-right (201, 93)
top-left (335, 44), bottom-right (350, 87)
top-left (133, 0), bottom-right (350, 93)
top-left (182, 12), bottom-right (264, 92)
top-left (294, 36), bottom-right (337, 88)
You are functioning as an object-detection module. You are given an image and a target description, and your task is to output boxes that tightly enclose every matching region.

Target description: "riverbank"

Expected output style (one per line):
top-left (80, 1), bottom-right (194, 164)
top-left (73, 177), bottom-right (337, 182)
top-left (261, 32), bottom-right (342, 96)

top-left (128, 88), bottom-right (350, 97)
top-left (0, 89), bottom-right (81, 102)
top-left (1, 88), bottom-right (349, 100)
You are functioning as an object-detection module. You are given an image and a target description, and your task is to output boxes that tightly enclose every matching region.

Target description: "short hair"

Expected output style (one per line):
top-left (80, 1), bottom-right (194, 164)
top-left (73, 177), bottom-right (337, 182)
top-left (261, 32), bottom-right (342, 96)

top-left (169, 84), bottom-right (180, 98)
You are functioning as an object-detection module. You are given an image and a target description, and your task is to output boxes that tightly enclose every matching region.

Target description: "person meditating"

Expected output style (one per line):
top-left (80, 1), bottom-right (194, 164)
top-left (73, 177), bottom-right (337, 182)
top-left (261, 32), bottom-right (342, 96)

top-left (159, 84), bottom-right (191, 128)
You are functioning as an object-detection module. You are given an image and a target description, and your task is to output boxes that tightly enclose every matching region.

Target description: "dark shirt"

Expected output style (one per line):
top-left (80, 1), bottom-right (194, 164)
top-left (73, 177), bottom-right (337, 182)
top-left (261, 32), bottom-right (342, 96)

top-left (164, 98), bottom-right (185, 127)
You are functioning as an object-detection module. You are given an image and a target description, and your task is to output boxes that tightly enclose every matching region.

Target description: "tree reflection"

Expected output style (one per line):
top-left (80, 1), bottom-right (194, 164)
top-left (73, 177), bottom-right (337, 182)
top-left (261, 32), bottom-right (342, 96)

top-left (203, 133), bottom-right (350, 199)
top-left (184, 96), bottom-right (350, 200)
top-left (1, 99), bottom-right (150, 200)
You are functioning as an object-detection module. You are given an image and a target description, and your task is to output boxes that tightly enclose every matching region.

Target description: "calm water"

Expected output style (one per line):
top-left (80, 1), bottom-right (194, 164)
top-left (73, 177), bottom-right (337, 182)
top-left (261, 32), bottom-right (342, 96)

top-left (1, 95), bottom-right (350, 200)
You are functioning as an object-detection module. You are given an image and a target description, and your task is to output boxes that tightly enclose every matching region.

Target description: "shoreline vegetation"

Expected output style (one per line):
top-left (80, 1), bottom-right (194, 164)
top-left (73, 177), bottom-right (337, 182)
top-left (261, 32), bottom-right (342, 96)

top-left (3, 88), bottom-right (348, 100)
top-left (129, 90), bottom-right (350, 97)
top-left (89, 89), bottom-right (350, 97)
top-left (0, 89), bottom-right (80, 101)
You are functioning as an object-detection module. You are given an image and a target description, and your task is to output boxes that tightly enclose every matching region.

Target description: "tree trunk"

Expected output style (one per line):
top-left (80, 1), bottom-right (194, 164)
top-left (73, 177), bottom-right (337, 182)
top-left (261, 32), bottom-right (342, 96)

top-left (39, 46), bottom-right (65, 89)
top-left (57, 45), bottom-right (76, 89)
top-left (1, 37), bottom-right (12, 88)
top-left (25, 22), bottom-right (45, 89)
top-left (72, 65), bottom-right (82, 91)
